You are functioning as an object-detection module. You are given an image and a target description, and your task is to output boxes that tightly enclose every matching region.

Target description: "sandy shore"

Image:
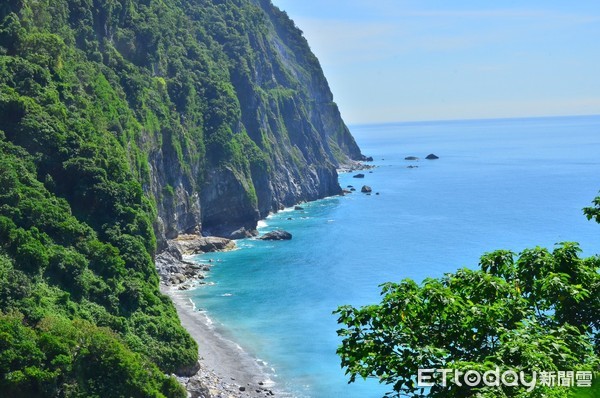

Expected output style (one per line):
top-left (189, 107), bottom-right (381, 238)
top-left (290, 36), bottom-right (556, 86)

top-left (162, 285), bottom-right (283, 398)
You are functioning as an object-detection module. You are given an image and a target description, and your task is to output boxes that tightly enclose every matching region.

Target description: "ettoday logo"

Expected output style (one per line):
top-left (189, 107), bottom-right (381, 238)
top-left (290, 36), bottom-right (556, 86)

top-left (418, 368), bottom-right (594, 391)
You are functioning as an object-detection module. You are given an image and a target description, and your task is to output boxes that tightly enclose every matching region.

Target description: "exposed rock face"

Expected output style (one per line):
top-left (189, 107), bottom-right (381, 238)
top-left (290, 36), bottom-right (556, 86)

top-left (259, 230), bottom-right (293, 240)
top-left (143, 1), bottom-right (364, 245)
top-left (156, 235), bottom-right (235, 286)
top-left (426, 153), bottom-right (440, 159)
top-left (171, 235), bottom-right (236, 256)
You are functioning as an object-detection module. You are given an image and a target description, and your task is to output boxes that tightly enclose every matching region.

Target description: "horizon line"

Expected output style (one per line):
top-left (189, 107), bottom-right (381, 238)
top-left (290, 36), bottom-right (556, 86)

top-left (348, 113), bottom-right (600, 128)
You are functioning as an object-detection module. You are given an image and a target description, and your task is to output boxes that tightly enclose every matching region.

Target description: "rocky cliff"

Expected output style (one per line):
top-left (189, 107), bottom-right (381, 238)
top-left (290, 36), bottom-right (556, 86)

top-left (146, 0), bottom-right (365, 241)
top-left (0, 0), bottom-right (361, 394)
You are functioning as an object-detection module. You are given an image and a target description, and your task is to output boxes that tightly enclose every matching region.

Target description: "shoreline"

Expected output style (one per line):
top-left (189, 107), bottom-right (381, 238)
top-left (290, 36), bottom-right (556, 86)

top-left (162, 283), bottom-right (282, 398)
top-left (159, 166), bottom-right (372, 397)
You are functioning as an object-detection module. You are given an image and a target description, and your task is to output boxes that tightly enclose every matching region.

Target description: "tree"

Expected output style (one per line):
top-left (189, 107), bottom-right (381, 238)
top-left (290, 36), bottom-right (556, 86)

top-left (335, 197), bottom-right (600, 398)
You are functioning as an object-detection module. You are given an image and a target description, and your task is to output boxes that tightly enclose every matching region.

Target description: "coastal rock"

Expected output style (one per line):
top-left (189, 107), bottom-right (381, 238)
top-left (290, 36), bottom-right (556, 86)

top-left (405, 156), bottom-right (419, 161)
top-left (259, 230), bottom-right (293, 240)
top-left (361, 185), bottom-right (372, 193)
top-left (185, 377), bottom-right (212, 398)
top-left (353, 173), bottom-right (365, 178)
top-left (426, 153), bottom-right (439, 159)
top-left (177, 360), bottom-right (202, 378)
top-left (294, 205), bottom-right (305, 210)
top-left (156, 235), bottom-right (237, 286)
top-left (228, 227), bottom-right (258, 240)
top-left (342, 189), bottom-right (352, 194)
top-left (171, 234), bottom-right (236, 255)
top-left (407, 165), bottom-right (419, 169)
top-left (365, 156), bottom-right (374, 162)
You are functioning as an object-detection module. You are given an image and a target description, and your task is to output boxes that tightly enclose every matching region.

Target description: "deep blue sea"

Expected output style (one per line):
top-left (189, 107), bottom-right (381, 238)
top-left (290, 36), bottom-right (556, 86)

top-left (186, 115), bottom-right (600, 398)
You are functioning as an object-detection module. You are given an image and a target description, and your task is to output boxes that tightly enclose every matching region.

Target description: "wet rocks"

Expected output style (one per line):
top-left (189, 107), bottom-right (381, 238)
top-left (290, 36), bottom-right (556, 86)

top-left (155, 235), bottom-right (235, 286)
top-left (353, 173), bottom-right (365, 178)
top-left (426, 153), bottom-right (439, 159)
top-left (171, 234), bottom-right (236, 255)
top-left (361, 185), bottom-right (372, 193)
top-left (259, 230), bottom-right (292, 241)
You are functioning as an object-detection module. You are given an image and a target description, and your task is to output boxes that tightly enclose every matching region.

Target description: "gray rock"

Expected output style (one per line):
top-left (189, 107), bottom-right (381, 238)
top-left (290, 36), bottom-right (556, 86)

top-left (405, 156), bottom-right (419, 161)
top-left (228, 227), bottom-right (257, 240)
top-left (171, 234), bottom-right (236, 255)
top-left (177, 360), bottom-right (201, 377)
top-left (294, 205), bottom-right (305, 210)
top-left (186, 376), bottom-right (212, 398)
top-left (259, 230), bottom-right (292, 240)
top-left (353, 173), bottom-right (365, 178)
top-left (361, 185), bottom-right (372, 193)
top-left (426, 153), bottom-right (439, 159)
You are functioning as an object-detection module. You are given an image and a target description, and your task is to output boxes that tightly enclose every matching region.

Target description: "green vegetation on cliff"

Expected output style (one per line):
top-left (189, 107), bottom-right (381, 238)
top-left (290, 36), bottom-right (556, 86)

top-left (0, 0), bottom-right (362, 396)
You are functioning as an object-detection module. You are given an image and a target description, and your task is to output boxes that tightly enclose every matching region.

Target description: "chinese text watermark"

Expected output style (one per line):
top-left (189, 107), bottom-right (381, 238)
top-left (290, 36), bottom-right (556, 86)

top-left (418, 368), bottom-right (594, 392)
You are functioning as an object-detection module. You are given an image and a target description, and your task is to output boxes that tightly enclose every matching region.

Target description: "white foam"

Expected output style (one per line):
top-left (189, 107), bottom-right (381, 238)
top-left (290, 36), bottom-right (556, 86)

top-left (196, 310), bottom-right (214, 327)
top-left (257, 220), bottom-right (268, 228)
top-left (221, 293), bottom-right (233, 297)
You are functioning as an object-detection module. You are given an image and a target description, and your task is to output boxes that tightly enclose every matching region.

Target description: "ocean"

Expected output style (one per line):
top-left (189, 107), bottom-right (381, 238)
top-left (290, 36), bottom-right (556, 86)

top-left (184, 115), bottom-right (600, 398)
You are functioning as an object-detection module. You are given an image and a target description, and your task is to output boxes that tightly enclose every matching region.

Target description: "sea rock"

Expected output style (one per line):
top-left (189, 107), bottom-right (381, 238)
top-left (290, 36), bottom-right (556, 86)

top-left (365, 156), bottom-right (374, 162)
top-left (353, 173), bottom-right (365, 178)
top-left (350, 188), bottom-right (356, 192)
top-left (407, 165), bottom-right (419, 169)
top-left (342, 189), bottom-right (352, 194)
top-left (426, 153), bottom-right (439, 160)
top-left (294, 205), bottom-right (305, 210)
top-left (259, 230), bottom-right (292, 240)
top-left (227, 227), bottom-right (258, 240)
top-left (405, 156), bottom-right (419, 161)
top-left (361, 185), bottom-right (372, 193)
top-left (171, 234), bottom-right (236, 255)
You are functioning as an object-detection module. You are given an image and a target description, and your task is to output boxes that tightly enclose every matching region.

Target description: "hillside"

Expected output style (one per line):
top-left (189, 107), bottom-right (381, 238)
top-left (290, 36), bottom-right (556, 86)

top-left (0, 0), bottom-right (362, 396)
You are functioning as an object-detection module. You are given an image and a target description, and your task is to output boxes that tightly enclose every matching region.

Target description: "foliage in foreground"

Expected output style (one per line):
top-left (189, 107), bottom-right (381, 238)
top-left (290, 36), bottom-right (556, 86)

top-left (335, 198), bottom-right (600, 397)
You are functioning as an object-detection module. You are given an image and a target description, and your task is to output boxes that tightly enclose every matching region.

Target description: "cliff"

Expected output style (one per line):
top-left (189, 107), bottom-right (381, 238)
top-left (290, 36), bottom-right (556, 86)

top-left (0, 0), bottom-right (361, 396)
top-left (144, 0), bottom-right (365, 240)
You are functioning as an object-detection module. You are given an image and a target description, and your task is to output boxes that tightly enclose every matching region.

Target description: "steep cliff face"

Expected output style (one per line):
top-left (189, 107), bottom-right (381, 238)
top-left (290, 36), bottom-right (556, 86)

top-left (163, 0), bottom-right (365, 239)
top-left (0, 0), bottom-right (361, 394)
top-left (0, 0), bottom-right (363, 245)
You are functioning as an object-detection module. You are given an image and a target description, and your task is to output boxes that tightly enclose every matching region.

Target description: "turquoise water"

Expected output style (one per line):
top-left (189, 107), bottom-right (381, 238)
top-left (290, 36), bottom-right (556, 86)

top-left (186, 115), bottom-right (600, 398)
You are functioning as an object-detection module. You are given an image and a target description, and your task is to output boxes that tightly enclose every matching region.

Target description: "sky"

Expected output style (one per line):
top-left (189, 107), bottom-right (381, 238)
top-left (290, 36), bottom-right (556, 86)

top-left (270, 0), bottom-right (600, 124)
